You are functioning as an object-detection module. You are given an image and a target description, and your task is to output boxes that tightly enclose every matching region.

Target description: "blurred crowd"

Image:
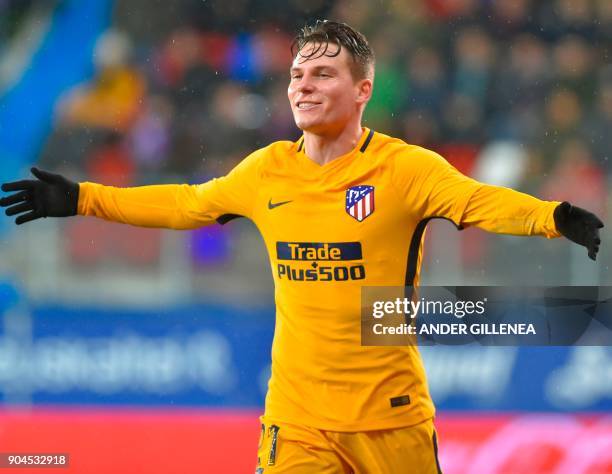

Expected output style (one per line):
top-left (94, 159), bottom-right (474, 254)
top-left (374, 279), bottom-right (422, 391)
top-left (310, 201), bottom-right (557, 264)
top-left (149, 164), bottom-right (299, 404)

top-left (4, 0), bottom-right (611, 277)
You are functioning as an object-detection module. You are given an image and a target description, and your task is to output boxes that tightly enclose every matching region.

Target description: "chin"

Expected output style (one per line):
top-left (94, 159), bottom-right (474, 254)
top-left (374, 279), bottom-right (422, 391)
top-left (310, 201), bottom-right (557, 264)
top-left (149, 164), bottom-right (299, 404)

top-left (293, 113), bottom-right (323, 131)
top-left (294, 119), bottom-right (326, 133)
top-left (294, 121), bottom-right (314, 132)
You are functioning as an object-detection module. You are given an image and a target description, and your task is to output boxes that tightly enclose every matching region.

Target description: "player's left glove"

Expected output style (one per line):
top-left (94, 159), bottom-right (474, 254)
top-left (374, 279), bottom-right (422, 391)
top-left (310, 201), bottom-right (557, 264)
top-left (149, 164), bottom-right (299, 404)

top-left (553, 201), bottom-right (604, 261)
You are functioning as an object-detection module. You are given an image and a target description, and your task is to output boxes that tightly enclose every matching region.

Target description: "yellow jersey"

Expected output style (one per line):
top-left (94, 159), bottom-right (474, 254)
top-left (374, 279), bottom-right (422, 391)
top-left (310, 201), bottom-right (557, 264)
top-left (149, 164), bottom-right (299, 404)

top-left (78, 128), bottom-right (560, 431)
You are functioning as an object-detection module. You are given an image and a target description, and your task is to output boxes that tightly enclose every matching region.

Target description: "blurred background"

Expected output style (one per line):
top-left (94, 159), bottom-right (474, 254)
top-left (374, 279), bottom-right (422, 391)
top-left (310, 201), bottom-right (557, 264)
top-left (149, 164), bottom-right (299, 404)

top-left (0, 0), bottom-right (610, 472)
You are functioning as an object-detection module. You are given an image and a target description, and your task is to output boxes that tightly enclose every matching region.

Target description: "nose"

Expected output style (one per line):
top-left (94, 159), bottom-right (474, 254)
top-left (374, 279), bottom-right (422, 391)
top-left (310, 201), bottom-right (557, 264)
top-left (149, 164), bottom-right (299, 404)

top-left (296, 74), bottom-right (315, 94)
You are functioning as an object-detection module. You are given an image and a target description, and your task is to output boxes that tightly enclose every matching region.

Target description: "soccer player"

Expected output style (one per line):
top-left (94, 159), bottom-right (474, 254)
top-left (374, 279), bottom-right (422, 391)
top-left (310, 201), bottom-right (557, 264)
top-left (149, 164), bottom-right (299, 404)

top-left (0, 20), bottom-right (604, 474)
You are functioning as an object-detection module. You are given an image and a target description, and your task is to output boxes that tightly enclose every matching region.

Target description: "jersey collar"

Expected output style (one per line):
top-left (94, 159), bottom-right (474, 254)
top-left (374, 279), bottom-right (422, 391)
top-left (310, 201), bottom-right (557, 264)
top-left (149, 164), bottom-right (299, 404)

top-left (294, 128), bottom-right (375, 171)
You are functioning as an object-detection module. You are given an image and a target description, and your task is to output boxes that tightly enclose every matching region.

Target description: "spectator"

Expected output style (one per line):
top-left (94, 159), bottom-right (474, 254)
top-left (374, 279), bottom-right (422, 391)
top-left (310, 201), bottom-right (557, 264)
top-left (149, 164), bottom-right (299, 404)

top-left (450, 26), bottom-right (495, 107)
top-left (58, 29), bottom-right (146, 133)
top-left (541, 87), bottom-right (585, 166)
top-left (403, 46), bottom-right (446, 116)
top-left (552, 34), bottom-right (596, 104)
top-left (488, 34), bottom-right (551, 141)
top-left (487, 0), bottom-right (536, 39)
top-left (585, 81), bottom-right (612, 176)
top-left (128, 95), bottom-right (174, 181)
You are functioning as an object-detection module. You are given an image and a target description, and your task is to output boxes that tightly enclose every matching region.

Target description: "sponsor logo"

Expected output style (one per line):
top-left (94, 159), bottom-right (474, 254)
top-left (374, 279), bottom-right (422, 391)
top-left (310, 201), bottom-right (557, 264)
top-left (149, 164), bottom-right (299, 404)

top-left (276, 242), bottom-right (365, 281)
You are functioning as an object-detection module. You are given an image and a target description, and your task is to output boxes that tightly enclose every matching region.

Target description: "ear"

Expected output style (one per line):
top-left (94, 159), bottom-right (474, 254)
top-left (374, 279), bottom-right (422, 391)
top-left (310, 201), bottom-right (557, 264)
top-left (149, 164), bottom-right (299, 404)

top-left (355, 78), bottom-right (373, 105)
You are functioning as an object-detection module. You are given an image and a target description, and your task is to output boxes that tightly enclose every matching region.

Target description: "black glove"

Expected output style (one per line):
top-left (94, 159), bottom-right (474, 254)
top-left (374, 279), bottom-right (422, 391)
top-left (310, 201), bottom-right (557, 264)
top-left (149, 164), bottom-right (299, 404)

top-left (0, 167), bottom-right (79, 225)
top-left (553, 201), bottom-right (604, 261)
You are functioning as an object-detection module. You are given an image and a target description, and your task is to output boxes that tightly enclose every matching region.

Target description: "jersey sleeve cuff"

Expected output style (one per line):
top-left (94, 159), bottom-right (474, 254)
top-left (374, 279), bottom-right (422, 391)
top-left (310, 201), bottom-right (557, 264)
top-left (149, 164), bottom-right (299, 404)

top-left (77, 181), bottom-right (96, 216)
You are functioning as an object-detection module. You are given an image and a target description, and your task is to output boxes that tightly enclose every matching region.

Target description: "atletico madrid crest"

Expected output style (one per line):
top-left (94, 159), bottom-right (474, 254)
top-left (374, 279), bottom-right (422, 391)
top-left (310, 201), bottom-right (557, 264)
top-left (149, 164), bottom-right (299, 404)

top-left (346, 185), bottom-right (375, 222)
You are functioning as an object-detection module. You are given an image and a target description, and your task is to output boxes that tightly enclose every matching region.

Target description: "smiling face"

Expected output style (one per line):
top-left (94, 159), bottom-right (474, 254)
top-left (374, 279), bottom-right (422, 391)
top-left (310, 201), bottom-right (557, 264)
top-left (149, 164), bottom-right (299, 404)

top-left (288, 42), bottom-right (372, 136)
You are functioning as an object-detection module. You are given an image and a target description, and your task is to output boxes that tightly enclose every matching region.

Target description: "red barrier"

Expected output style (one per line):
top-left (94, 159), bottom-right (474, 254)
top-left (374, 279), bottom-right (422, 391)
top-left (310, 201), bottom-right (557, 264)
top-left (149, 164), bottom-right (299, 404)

top-left (438, 414), bottom-right (612, 474)
top-left (0, 407), bottom-right (261, 473)
top-left (0, 409), bottom-right (611, 473)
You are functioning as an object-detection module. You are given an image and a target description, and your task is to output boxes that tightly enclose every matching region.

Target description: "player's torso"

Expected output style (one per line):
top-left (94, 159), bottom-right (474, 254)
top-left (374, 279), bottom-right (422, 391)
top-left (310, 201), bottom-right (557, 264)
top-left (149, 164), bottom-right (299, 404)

top-left (251, 133), bottom-right (416, 294)
top-left (249, 133), bottom-right (435, 430)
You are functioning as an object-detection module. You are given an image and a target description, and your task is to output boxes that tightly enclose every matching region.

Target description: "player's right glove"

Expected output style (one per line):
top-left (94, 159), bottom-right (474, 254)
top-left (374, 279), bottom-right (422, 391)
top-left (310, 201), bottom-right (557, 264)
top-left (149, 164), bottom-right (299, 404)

top-left (0, 167), bottom-right (79, 225)
top-left (553, 201), bottom-right (604, 261)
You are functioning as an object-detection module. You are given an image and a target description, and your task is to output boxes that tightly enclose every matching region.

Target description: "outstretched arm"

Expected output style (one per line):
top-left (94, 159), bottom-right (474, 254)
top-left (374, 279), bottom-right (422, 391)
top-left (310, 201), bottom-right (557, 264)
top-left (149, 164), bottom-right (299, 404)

top-left (452, 179), bottom-right (603, 261)
top-left (392, 146), bottom-right (604, 261)
top-left (459, 184), bottom-right (560, 237)
top-left (0, 167), bottom-right (213, 229)
top-left (1, 155), bottom-right (260, 229)
top-left (76, 181), bottom-right (219, 229)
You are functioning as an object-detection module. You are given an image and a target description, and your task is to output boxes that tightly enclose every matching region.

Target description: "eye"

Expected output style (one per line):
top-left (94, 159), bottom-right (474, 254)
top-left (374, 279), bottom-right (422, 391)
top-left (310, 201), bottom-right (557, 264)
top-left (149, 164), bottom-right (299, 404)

top-left (291, 74), bottom-right (302, 80)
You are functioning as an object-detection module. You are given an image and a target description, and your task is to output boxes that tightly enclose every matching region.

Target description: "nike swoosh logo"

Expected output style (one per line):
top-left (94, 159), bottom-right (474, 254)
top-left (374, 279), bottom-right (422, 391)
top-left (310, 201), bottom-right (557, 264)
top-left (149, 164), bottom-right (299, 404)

top-left (268, 199), bottom-right (293, 210)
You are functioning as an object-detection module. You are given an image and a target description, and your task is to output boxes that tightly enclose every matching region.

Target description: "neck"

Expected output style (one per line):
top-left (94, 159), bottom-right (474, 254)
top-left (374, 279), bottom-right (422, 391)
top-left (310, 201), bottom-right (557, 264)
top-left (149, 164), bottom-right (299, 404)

top-left (302, 122), bottom-right (364, 165)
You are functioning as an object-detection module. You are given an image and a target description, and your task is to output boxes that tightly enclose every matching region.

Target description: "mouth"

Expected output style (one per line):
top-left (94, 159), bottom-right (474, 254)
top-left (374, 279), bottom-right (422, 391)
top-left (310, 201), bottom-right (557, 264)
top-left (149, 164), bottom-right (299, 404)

top-left (296, 101), bottom-right (321, 111)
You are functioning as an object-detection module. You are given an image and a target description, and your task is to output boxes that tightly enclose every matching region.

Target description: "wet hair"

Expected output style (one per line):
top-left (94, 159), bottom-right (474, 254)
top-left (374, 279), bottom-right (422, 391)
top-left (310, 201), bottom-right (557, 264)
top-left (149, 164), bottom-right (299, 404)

top-left (291, 20), bottom-right (375, 81)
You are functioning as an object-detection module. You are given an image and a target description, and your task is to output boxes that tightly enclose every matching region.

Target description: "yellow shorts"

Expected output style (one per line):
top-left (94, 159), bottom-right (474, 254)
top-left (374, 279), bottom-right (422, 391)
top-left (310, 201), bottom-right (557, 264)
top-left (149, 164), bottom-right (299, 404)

top-left (255, 416), bottom-right (442, 474)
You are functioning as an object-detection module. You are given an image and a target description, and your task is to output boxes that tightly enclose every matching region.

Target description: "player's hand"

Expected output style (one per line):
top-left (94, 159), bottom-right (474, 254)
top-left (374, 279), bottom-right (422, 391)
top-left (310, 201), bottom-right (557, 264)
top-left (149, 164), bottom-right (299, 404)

top-left (553, 201), bottom-right (604, 261)
top-left (0, 167), bottom-right (79, 225)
